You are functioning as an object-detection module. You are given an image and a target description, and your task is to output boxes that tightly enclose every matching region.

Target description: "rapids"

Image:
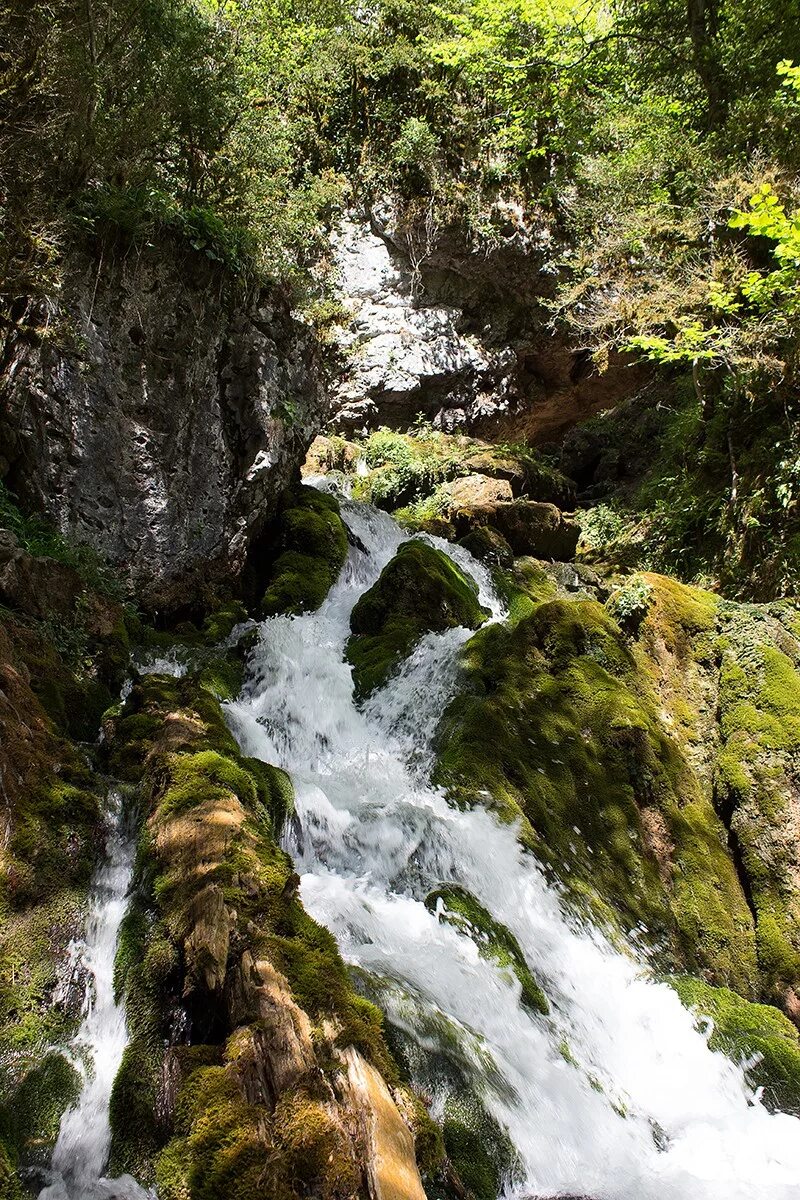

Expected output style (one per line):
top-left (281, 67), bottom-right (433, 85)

top-left (37, 792), bottom-right (151, 1200)
top-left (225, 491), bottom-right (800, 1200)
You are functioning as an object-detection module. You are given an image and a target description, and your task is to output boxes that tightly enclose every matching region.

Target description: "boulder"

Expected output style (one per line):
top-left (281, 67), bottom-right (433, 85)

top-left (442, 474), bottom-right (513, 508)
top-left (259, 484), bottom-right (349, 617)
top-left (303, 434), bottom-right (362, 477)
top-left (451, 500), bottom-right (580, 561)
top-left (347, 539), bottom-right (488, 697)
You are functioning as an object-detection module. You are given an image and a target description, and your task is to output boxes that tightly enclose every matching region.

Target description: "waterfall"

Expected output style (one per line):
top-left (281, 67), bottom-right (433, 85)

top-left (37, 791), bottom-right (151, 1200)
top-left (226, 492), bottom-right (800, 1200)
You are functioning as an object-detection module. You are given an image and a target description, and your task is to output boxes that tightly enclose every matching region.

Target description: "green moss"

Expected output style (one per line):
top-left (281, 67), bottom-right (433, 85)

top-left (154, 1048), bottom-right (361, 1200)
top-left (263, 550), bottom-right (338, 616)
top-left (196, 651), bottom-right (245, 702)
top-left (242, 757), bottom-right (294, 838)
top-left (201, 601), bottom-right (249, 643)
top-left (261, 486), bottom-right (348, 617)
top-left (155, 1061), bottom-right (267, 1200)
top-left (0, 889), bottom-right (88, 1168)
top-left (458, 525), bottom-right (514, 569)
top-left (403, 1090), bottom-right (446, 1178)
top-left (272, 1091), bottom-right (360, 1197)
top-left (0, 1052), bottom-right (80, 1172)
top-left (425, 885), bottom-right (548, 1015)
top-left (107, 668), bottom-right (404, 1185)
top-left (713, 608), bottom-right (800, 998)
top-left (108, 1040), bottom-right (164, 1180)
top-left (670, 976), bottom-right (800, 1113)
top-left (493, 557), bottom-right (558, 627)
top-left (347, 540), bottom-right (488, 698)
top-left (159, 749), bottom-right (259, 817)
top-left (435, 594), bottom-right (756, 986)
top-left (442, 1092), bottom-right (519, 1200)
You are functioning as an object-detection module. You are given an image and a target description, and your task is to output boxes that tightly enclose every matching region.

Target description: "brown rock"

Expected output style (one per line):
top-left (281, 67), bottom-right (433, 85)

top-left (303, 434), bottom-right (361, 476)
top-left (343, 1047), bottom-right (427, 1200)
top-left (452, 500), bottom-right (580, 561)
top-left (182, 882), bottom-right (231, 997)
top-left (0, 548), bottom-right (84, 622)
top-left (443, 474), bottom-right (513, 508)
top-left (227, 968), bottom-right (318, 1108)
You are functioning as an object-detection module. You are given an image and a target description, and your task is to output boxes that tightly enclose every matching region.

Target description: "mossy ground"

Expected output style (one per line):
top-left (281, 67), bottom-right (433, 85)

top-left (347, 539), bottom-right (488, 697)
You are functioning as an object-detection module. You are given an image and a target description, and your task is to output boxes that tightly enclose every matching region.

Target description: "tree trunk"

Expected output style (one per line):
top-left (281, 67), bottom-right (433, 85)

top-left (686, 0), bottom-right (727, 127)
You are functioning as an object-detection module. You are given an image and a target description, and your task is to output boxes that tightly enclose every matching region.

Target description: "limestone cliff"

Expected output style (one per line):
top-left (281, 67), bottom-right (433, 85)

top-left (1, 237), bottom-right (326, 612)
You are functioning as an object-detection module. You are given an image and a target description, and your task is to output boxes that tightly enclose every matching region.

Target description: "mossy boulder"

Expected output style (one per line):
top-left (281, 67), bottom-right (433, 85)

top-left (425, 885), bottom-right (548, 1015)
top-left (450, 500), bottom-right (580, 561)
top-left (303, 434), bottom-right (361, 477)
top-left (670, 976), bottom-right (800, 1113)
top-left (0, 623), bottom-right (105, 1180)
top-left (261, 485), bottom-right (348, 617)
top-left (713, 600), bottom-right (800, 1008)
top-left (346, 427), bottom-right (574, 519)
top-left (435, 588), bottom-right (757, 990)
top-left (442, 1091), bottom-right (520, 1200)
top-left (347, 539), bottom-right (489, 698)
top-left (369, 981), bottom-right (519, 1200)
top-left (458, 526), bottom-right (514, 570)
top-left (105, 672), bottom-right (423, 1194)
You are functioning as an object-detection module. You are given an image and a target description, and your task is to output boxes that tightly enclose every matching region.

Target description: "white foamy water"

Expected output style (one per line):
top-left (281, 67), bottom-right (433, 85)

top-left (38, 792), bottom-right (151, 1200)
top-left (226, 493), bottom-right (800, 1200)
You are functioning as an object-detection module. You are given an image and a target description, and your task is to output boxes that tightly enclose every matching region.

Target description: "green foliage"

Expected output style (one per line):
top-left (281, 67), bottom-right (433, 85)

top-left (0, 483), bottom-right (124, 602)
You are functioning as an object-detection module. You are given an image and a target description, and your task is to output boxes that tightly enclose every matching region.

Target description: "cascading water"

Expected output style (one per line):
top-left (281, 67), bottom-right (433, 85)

top-left (38, 791), bottom-right (150, 1200)
top-left (226, 490), bottom-right (800, 1200)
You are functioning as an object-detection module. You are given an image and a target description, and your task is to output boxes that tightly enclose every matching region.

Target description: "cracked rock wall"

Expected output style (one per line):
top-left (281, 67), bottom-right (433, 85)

top-left (0, 239), bottom-right (326, 610)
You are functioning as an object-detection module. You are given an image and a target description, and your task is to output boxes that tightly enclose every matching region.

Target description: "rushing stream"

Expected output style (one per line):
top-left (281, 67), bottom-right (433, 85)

top-left (226, 490), bottom-right (800, 1200)
top-left (38, 792), bottom-right (150, 1200)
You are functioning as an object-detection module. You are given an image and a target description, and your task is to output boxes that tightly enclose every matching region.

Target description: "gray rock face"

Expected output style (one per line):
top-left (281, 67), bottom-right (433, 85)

top-left (0, 240), bottom-right (326, 609)
top-left (330, 204), bottom-right (649, 442)
top-left (330, 216), bottom-right (514, 432)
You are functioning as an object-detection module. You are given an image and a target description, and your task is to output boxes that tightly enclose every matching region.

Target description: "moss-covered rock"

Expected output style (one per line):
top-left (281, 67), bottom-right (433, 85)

top-left (345, 427), bottom-right (574, 518)
top-left (426, 885), bottom-right (548, 1015)
top-left (347, 539), bottom-right (488, 698)
top-left (435, 586), bottom-right (757, 990)
top-left (670, 976), bottom-right (800, 1113)
top-left (449, 500), bottom-right (580, 561)
top-left (713, 600), bottom-right (800, 1008)
top-left (442, 1090), bottom-right (520, 1200)
top-left (458, 525), bottom-right (514, 570)
top-left (105, 672), bottom-right (423, 1195)
top-left (261, 485), bottom-right (348, 617)
top-left (0, 623), bottom-right (104, 1181)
